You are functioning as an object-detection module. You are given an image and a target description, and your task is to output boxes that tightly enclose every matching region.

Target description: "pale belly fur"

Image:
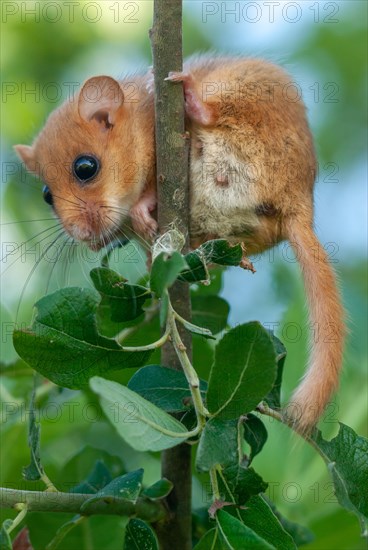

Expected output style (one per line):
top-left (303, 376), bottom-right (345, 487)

top-left (189, 129), bottom-right (261, 240)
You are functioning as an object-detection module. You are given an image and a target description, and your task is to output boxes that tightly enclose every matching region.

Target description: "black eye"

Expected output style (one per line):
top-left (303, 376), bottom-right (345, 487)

top-left (42, 185), bottom-right (53, 206)
top-left (73, 155), bottom-right (100, 183)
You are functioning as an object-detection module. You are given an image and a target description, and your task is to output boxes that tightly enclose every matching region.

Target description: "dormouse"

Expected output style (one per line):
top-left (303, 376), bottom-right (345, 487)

top-left (15, 56), bottom-right (345, 432)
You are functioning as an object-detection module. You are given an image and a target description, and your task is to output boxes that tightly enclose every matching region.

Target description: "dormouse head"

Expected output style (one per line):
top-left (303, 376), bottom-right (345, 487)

top-left (15, 76), bottom-right (148, 249)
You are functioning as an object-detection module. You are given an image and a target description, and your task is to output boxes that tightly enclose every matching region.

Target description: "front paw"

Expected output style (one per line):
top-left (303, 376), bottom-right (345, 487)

top-left (165, 71), bottom-right (190, 83)
top-left (131, 210), bottom-right (158, 242)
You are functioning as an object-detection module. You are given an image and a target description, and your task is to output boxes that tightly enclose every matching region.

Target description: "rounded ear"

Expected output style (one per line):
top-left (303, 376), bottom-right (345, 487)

top-left (78, 76), bottom-right (124, 129)
top-left (14, 144), bottom-right (37, 173)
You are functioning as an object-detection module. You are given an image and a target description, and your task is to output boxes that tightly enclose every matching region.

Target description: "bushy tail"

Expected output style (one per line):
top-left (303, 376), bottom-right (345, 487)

top-left (285, 218), bottom-right (345, 433)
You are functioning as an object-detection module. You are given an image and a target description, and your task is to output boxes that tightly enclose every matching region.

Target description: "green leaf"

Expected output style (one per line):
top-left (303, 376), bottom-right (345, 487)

top-left (238, 496), bottom-right (297, 550)
top-left (150, 251), bottom-right (187, 297)
top-left (124, 519), bottom-right (158, 550)
top-left (243, 414), bottom-right (268, 465)
top-left (263, 498), bottom-right (314, 547)
top-left (216, 510), bottom-right (274, 549)
top-left (179, 251), bottom-right (209, 283)
top-left (90, 376), bottom-right (190, 451)
top-left (45, 515), bottom-right (83, 550)
top-left (142, 479), bottom-right (173, 500)
top-left (70, 460), bottom-right (112, 494)
top-left (179, 240), bottom-right (243, 284)
top-left (60, 446), bottom-right (124, 495)
top-left (90, 267), bottom-right (151, 322)
top-left (196, 417), bottom-right (239, 472)
top-left (207, 322), bottom-right (277, 420)
top-left (28, 513), bottom-right (126, 550)
top-left (194, 528), bottom-right (223, 549)
top-left (312, 423), bottom-right (368, 531)
top-left (0, 520), bottom-right (12, 550)
top-left (23, 386), bottom-right (44, 481)
top-left (219, 465), bottom-right (268, 505)
top-left (81, 469), bottom-right (144, 512)
top-left (127, 365), bottom-right (207, 413)
top-left (199, 240), bottom-right (243, 266)
top-left (180, 407), bottom-right (198, 432)
top-left (264, 334), bottom-right (287, 409)
top-left (13, 288), bottom-right (152, 389)
top-left (192, 295), bottom-right (230, 335)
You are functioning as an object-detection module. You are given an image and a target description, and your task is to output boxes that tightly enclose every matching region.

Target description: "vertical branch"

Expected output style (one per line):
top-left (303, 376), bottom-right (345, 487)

top-left (151, 1), bottom-right (189, 238)
top-left (150, 1), bottom-right (192, 548)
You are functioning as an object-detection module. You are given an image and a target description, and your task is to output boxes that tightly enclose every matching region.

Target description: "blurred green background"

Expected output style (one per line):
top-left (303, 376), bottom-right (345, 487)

top-left (1, 1), bottom-right (367, 549)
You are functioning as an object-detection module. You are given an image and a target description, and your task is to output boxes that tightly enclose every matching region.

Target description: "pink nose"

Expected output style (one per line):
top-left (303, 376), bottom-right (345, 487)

top-left (69, 224), bottom-right (95, 242)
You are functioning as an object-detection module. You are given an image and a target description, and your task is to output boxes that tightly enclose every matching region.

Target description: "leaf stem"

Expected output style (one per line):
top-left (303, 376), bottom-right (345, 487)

top-left (6, 503), bottom-right (28, 534)
top-left (173, 310), bottom-right (214, 338)
top-left (119, 326), bottom-right (170, 352)
top-left (167, 301), bottom-right (208, 429)
top-left (42, 472), bottom-right (58, 493)
top-left (209, 467), bottom-right (221, 501)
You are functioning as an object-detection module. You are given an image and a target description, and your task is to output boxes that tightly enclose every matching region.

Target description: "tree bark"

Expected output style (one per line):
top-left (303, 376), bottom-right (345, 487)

top-left (150, 1), bottom-right (192, 548)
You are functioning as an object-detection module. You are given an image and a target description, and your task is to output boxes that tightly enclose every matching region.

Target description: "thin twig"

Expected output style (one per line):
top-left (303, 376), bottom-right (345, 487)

top-left (257, 402), bottom-right (329, 459)
top-left (0, 488), bottom-right (166, 522)
top-left (168, 300), bottom-right (208, 428)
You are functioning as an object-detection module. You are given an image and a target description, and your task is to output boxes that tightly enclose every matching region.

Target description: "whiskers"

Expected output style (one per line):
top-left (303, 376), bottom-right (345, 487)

top-left (44, 236), bottom-right (73, 295)
top-left (0, 216), bottom-right (72, 323)
top-left (3, 201), bottom-right (153, 327)
top-left (97, 208), bottom-right (150, 280)
top-left (1, 222), bottom-right (64, 275)
top-left (100, 203), bottom-right (152, 251)
top-left (15, 229), bottom-right (66, 323)
top-left (0, 218), bottom-right (57, 226)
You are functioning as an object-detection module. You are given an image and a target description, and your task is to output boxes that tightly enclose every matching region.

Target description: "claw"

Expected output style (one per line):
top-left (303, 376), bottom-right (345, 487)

top-left (130, 187), bottom-right (158, 242)
top-left (165, 71), bottom-right (189, 83)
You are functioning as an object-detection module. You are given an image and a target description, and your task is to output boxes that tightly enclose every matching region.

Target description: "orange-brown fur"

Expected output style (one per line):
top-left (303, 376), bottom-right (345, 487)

top-left (15, 55), bottom-right (345, 432)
